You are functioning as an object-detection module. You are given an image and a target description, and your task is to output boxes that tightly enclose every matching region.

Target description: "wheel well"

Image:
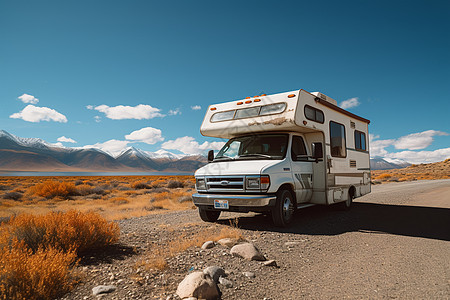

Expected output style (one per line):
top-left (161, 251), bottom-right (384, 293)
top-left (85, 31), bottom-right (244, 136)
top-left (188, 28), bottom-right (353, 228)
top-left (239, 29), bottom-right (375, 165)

top-left (278, 183), bottom-right (296, 205)
top-left (349, 186), bottom-right (356, 198)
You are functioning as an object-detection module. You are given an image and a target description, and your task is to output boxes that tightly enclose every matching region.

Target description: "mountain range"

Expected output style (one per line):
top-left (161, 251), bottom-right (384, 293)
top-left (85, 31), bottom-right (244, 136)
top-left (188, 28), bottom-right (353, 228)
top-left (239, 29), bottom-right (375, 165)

top-left (0, 130), bottom-right (206, 172)
top-left (0, 130), bottom-right (410, 172)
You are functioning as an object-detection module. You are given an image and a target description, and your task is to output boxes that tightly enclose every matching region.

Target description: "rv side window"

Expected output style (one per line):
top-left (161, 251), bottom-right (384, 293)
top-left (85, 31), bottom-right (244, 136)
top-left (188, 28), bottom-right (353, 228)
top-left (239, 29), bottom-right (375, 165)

top-left (330, 121), bottom-right (346, 158)
top-left (304, 105), bottom-right (324, 123)
top-left (260, 103), bottom-right (286, 116)
top-left (291, 136), bottom-right (307, 161)
top-left (355, 130), bottom-right (366, 151)
top-left (235, 107), bottom-right (260, 119)
top-left (211, 110), bottom-right (236, 122)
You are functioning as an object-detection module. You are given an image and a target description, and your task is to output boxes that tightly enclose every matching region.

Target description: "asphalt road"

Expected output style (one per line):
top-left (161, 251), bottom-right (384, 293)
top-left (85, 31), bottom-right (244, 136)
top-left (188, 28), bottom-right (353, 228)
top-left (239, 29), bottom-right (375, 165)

top-left (216, 179), bottom-right (450, 299)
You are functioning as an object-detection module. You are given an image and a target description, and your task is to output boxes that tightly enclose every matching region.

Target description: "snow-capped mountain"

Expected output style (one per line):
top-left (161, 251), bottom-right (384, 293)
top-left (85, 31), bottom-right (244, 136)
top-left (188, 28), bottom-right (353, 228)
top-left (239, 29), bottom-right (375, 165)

top-left (0, 130), bottom-right (205, 172)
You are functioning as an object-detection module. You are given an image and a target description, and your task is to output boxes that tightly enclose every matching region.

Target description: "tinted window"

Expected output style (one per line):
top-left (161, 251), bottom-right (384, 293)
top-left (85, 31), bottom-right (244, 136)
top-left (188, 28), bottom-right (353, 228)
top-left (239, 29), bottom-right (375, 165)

top-left (355, 130), bottom-right (366, 151)
top-left (291, 136), bottom-right (307, 161)
top-left (260, 103), bottom-right (286, 116)
top-left (330, 121), bottom-right (346, 158)
top-left (211, 110), bottom-right (235, 122)
top-left (304, 105), bottom-right (324, 124)
top-left (235, 107), bottom-right (260, 119)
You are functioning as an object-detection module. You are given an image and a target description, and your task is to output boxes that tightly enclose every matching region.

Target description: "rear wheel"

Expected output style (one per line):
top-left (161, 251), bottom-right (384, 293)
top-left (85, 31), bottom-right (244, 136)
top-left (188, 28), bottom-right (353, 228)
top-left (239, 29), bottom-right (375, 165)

top-left (338, 191), bottom-right (353, 210)
top-left (272, 189), bottom-right (295, 227)
top-left (199, 208), bottom-right (221, 222)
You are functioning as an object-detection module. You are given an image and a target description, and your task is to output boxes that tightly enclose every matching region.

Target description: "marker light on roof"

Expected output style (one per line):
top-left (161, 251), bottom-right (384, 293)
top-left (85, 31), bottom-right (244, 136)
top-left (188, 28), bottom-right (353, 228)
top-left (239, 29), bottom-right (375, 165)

top-left (245, 97), bottom-right (251, 99)
top-left (254, 99), bottom-right (261, 102)
top-left (237, 101), bottom-right (243, 105)
top-left (245, 100), bottom-right (252, 104)
top-left (261, 94), bottom-right (266, 96)
top-left (210, 107), bottom-right (217, 111)
top-left (288, 94), bottom-right (296, 98)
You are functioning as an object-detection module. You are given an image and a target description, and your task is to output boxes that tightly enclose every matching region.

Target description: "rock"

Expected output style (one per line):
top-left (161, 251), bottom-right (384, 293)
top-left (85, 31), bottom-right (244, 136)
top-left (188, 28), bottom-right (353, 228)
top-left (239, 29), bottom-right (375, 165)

top-left (218, 276), bottom-right (233, 288)
top-left (201, 241), bottom-right (214, 250)
top-left (203, 266), bottom-right (226, 283)
top-left (284, 241), bottom-right (299, 247)
top-left (92, 285), bottom-right (116, 296)
top-left (217, 238), bottom-right (238, 248)
top-left (176, 271), bottom-right (220, 300)
top-left (230, 243), bottom-right (265, 261)
top-left (263, 260), bottom-right (277, 267)
top-left (243, 271), bottom-right (256, 278)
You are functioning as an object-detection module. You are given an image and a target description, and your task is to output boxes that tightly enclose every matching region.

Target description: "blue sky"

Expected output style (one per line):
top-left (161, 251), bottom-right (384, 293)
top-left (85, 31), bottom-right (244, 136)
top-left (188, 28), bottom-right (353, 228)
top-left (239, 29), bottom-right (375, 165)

top-left (1, 0), bottom-right (449, 163)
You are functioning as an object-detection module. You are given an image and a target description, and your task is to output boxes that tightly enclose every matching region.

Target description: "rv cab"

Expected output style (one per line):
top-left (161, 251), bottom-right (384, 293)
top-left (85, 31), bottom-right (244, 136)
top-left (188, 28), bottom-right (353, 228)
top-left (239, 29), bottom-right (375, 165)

top-left (193, 89), bottom-right (371, 227)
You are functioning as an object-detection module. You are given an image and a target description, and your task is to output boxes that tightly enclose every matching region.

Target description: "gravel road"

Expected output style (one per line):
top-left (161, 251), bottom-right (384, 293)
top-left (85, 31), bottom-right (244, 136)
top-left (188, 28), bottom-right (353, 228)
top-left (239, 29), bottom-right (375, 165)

top-left (63, 179), bottom-right (450, 299)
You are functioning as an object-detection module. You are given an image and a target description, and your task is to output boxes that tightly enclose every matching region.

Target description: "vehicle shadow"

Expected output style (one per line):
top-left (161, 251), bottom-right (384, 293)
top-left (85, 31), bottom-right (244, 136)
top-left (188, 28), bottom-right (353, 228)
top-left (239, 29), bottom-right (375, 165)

top-left (218, 202), bottom-right (450, 241)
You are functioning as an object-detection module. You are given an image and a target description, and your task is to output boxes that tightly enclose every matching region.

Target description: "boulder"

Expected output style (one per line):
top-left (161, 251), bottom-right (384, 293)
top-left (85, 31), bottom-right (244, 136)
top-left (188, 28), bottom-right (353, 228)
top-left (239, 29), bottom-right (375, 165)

top-left (203, 266), bottom-right (226, 283)
top-left (230, 243), bottom-right (265, 261)
top-left (217, 238), bottom-right (238, 248)
top-left (176, 271), bottom-right (220, 300)
top-left (92, 285), bottom-right (116, 296)
top-left (218, 276), bottom-right (233, 288)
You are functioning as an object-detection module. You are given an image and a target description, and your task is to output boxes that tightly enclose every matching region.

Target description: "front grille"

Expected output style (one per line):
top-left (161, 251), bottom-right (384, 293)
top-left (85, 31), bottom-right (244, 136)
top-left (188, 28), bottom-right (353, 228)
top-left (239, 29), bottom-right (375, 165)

top-left (206, 176), bottom-right (245, 192)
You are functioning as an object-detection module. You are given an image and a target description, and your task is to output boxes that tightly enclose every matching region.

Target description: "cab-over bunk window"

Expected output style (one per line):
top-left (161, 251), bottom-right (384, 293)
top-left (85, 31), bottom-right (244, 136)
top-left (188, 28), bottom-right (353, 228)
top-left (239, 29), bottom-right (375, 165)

top-left (330, 121), bottom-right (346, 158)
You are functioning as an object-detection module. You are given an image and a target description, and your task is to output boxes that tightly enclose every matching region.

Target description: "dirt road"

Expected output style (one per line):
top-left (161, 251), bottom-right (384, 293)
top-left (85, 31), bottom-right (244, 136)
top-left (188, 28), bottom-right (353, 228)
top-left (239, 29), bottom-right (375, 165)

top-left (64, 179), bottom-right (450, 299)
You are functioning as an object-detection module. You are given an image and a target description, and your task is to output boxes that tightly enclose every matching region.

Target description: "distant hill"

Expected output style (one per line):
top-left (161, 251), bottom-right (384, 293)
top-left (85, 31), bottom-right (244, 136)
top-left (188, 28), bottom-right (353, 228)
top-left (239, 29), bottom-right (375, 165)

top-left (370, 157), bottom-right (411, 170)
top-left (0, 130), bottom-right (206, 173)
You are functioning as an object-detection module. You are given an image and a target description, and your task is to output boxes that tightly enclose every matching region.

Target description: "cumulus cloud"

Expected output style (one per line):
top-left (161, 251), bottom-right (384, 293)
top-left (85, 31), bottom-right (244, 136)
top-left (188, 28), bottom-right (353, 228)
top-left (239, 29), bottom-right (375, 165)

top-left (339, 97), bottom-right (360, 109)
top-left (93, 104), bottom-right (164, 120)
top-left (125, 127), bottom-right (164, 145)
top-left (369, 134), bottom-right (395, 157)
top-left (94, 116), bottom-right (101, 123)
top-left (83, 139), bottom-right (130, 157)
top-left (18, 93), bottom-right (39, 104)
top-left (168, 108), bottom-right (181, 116)
top-left (10, 105), bottom-right (67, 123)
top-left (393, 130), bottom-right (448, 150)
top-left (162, 136), bottom-right (225, 155)
top-left (191, 105), bottom-right (201, 110)
top-left (86, 105), bottom-right (94, 110)
top-left (57, 136), bottom-right (77, 143)
top-left (384, 148), bottom-right (450, 164)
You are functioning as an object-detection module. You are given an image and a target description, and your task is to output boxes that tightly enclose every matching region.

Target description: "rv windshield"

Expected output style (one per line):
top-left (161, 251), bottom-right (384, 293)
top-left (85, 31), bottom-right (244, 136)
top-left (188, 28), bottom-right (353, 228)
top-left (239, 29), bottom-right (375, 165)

top-left (215, 134), bottom-right (288, 161)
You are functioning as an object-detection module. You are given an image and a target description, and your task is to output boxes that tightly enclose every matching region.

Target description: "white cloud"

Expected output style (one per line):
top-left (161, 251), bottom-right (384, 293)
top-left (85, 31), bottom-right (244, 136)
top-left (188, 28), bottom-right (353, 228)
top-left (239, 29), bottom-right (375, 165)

top-left (18, 93), bottom-right (39, 104)
top-left (369, 134), bottom-right (395, 157)
top-left (86, 105), bottom-right (94, 110)
top-left (393, 130), bottom-right (448, 150)
top-left (10, 105), bottom-right (67, 123)
top-left (162, 136), bottom-right (225, 155)
top-left (384, 148), bottom-right (450, 164)
top-left (94, 116), bottom-right (101, 123)
top-left (94, 104), bottom-right (164, 120)
top-left (83, 139), bottom-right (129, 157)
top-left (168, 108), bottom-right (181, 116)
top-left (191, 105), bottom-right (201, 110)
top-left (125, 127), bottom-right (164, 145)
top-left (52, 142), bottom-right (64, 148)
top-left (57, 136), bottom-right (77, 143)
top-left (339, 97), bottom-right (359, 109)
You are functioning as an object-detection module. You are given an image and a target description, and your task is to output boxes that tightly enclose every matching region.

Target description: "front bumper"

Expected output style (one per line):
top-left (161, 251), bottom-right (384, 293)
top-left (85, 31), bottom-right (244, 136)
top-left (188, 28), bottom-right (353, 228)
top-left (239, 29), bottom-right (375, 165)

top-left (192, 193), bottom-right (276, 210)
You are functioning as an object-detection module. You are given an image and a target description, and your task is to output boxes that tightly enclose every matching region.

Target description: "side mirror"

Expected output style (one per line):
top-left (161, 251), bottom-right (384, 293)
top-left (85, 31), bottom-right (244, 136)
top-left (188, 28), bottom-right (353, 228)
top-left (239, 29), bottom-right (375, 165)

top-left (311, 142), bottom-right (323, 162)
top-left (207, 150), bottom-right (214, 163)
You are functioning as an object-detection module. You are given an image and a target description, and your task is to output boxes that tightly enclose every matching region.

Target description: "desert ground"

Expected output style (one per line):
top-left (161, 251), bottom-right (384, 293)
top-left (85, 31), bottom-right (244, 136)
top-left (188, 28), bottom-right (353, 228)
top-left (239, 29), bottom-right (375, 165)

top-left (1, 160), bottom-right (449, 299)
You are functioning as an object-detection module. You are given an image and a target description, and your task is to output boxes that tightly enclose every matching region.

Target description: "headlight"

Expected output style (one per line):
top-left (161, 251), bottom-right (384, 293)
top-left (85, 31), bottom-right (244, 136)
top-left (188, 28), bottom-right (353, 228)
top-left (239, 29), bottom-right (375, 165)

top-left (246, 175), bottom-right (270, 191)
top-left (196, 178), bottom-right (206, 190)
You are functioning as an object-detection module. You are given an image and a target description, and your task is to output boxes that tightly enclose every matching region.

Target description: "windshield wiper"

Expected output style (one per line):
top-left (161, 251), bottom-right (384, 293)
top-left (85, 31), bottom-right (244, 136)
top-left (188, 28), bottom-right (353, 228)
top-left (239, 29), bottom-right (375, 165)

top-left (238, 154), bottom-right (273, 159)
top-left (213, 155), bottom-right (234, 161)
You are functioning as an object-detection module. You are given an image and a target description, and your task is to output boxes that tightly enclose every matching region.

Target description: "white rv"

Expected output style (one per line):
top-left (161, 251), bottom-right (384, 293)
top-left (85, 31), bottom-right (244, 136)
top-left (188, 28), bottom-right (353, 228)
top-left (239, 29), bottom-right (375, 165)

top-left (193, 89), bottom-right (371, 227)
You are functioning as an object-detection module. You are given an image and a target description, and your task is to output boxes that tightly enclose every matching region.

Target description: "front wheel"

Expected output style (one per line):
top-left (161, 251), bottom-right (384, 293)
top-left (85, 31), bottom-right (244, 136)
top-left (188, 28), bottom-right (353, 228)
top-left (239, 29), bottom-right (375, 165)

top-left (199, 208), bottom-right (221, 222)
top-left (272, 189), bottom-right (295, 227)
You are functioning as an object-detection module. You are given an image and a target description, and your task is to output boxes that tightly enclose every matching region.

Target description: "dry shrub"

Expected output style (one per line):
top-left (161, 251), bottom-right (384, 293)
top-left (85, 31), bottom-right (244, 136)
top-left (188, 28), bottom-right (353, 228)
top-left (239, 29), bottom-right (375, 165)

top-left (0, 242), bottom-right (77, 300)
top-left (150, 179), bottom-right (166, 188)
top-left (28, 181), bottom-right (77, 199)
top-left (167, 180), bottom-right (184, 189)
top-left (110, 197), bottom-right (129, 205)
top-left (131, 180), bottom-right (150, 189)
top-left (376, 173), bottom-right (391, 180)
top-left (76, 184), bottom-right (94, 196)
top-left (1, 210), bottom-right (119, 254)
top-left (3, 192), bottom-right (22, 201)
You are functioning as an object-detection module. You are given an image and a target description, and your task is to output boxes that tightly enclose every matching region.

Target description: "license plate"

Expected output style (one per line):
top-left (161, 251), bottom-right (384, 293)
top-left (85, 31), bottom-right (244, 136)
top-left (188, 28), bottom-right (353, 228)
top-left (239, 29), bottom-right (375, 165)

top-left (214, 199), bottom-right (229, 209)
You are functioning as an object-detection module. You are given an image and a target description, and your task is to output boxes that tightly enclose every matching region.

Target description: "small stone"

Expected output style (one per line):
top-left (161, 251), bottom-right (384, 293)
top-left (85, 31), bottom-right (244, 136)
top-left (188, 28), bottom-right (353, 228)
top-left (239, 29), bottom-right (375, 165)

top-left (201, 241), bottom-right (214, 250)
top-left (230, 243), bottom-right (265, 261)
top-left (218, 276), bottom-right (233, 288)
top-left (217, 238), bottom-right (238, 248)
top-left (176, 271), bottom-right (219, 300)
top-left (284, 241), bottom-right (299, 247)
top-left (92, 285), bottom-right (116, 296)
top-left (263, 260), bottom-right (277, 267)
top-left (203, 266), bottom-right (226, 283)
top-left (243, 271), bottom-right (255, 278)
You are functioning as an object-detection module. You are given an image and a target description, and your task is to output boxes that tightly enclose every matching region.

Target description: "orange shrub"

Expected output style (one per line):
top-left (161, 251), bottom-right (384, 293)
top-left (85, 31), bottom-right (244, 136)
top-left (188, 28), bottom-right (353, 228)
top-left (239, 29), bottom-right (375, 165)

top-left (376, 173), bottom-right (391, 180)
top-left (1, 210), bottom-right (119, 254)
top-left (0, 241), bottom-right (77, 300)
top-left (27, 181), bottom-right (77, 199)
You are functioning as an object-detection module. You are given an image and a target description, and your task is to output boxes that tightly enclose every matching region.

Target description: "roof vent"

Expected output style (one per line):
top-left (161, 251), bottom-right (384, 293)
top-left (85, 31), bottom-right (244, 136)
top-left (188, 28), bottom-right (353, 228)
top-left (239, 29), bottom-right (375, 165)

top-left (311, 92), bottom-right (338, 106)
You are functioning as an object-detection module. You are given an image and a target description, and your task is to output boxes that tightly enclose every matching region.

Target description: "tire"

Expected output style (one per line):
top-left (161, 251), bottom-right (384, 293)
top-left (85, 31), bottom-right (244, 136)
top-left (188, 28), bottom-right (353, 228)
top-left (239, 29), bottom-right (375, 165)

top-left (199, 208), bottom-right (221, 222)
top-left (338, 191), bottom-right (353, 210)
top-left (271, 189), bottom-right (295, 227)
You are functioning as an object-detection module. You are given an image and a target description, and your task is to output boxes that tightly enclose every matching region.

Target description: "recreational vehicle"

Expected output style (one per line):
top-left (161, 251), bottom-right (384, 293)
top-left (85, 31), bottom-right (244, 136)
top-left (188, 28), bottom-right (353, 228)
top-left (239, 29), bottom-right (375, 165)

top-left (193, 89), bottom-right (371, 227)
